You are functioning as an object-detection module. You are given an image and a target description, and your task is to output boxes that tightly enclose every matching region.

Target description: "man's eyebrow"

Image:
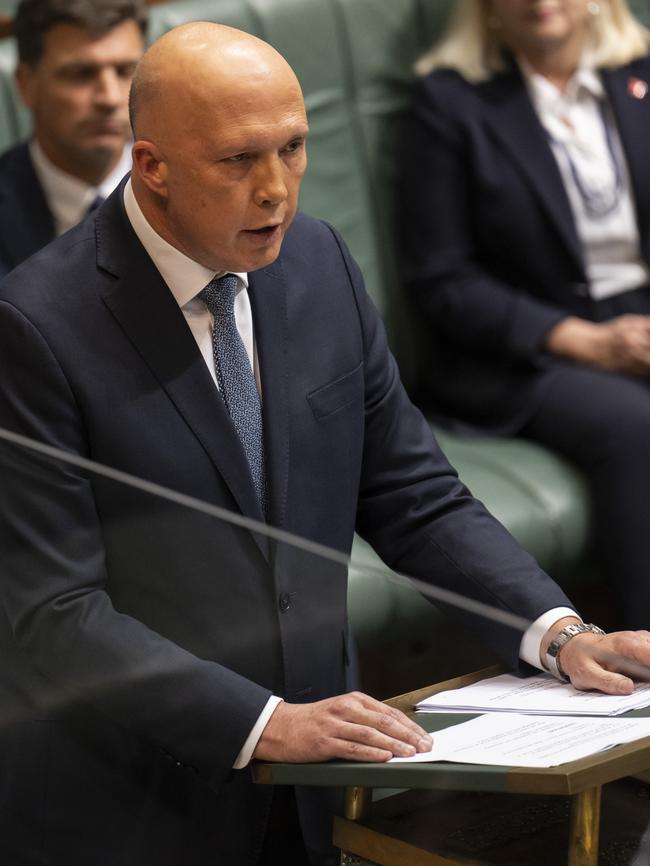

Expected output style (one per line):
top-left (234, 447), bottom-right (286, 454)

top-left (220, 127), bottom-right (310, 155)
top-left (56, 60), bottom-right (101, 70)
top-left (55, 57), bottom-right (139, 72)
top-left (283, 125), bottom-right (310, 143)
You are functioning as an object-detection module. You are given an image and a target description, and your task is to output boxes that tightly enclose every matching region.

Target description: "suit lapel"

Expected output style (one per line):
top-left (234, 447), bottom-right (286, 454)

top-left (480, 70), bottom-right (584, 273)
top-left (248, 261), bottom-right (290, 533)
top-left (602, 64), bottom-right (650, 261)
top-left (95, 194), bottom-right (268, 554)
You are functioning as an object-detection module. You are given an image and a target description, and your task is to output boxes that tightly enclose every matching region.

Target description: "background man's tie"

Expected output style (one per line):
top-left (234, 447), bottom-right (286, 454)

top-left (199, 274), bottom-right (267, 512)
top-left (85, 194), bottom-right (104, 215)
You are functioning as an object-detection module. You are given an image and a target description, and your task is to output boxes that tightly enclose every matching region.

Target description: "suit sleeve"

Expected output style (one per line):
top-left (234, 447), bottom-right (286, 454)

top-left (398, 75), bottom-right (567, 359)
top-left (324, 226), bottom-right (576, 668)
top-left (0, 299), bottom-right (271, 791)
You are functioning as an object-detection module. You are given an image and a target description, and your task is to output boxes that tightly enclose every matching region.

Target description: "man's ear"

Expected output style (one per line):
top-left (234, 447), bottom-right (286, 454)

top-left (131, 139), bottom-right (169, 198)
top-left (15, 62), bottom-right (37, 110)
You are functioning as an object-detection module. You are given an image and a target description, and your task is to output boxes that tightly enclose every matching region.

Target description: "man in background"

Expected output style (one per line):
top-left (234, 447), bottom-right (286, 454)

top-left (0, 0), bottom-right (147, 277)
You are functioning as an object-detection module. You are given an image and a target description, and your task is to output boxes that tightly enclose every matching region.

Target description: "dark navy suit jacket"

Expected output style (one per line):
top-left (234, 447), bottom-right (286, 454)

top-left (0, 185), bottom-right (572, 864)
top-left (0, 141), bottom-right (56, 278)
top-left (400, 55), bottom-right (650, 430)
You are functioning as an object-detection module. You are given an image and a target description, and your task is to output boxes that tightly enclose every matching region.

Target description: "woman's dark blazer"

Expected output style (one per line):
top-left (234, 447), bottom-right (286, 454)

top-left (399, 53), bottom-right (650, 431)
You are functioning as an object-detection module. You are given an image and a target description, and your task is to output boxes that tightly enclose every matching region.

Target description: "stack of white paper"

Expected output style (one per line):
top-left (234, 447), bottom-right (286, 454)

top-left (416, 673), bottom-right (650, 716)
top-left (389, 713), bottom-right (650, 767)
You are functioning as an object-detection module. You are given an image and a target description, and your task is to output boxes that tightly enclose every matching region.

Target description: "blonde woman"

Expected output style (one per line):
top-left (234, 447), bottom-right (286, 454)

top-left (400, 0), bottom-right (650, 628)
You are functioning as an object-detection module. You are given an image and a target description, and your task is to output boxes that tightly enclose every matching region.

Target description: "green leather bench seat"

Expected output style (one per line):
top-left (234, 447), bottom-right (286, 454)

top-left (1, 0), bottom-right (648, 691)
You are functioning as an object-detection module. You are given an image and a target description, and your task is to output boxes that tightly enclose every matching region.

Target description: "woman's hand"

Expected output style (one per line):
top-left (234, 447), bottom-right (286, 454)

top-left (546, 315), bottom-right (650, 375)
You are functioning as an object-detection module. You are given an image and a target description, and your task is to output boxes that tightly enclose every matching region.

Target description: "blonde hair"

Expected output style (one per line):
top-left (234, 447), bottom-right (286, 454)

top-left (416, 0), bottom-right (650, 81)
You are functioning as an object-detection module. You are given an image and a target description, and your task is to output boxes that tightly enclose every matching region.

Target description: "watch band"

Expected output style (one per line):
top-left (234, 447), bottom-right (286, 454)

top-left (546, 622), bottom-right (606, 681)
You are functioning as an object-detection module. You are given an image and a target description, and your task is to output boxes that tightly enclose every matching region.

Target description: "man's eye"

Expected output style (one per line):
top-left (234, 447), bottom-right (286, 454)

top-left (226, 153), bottom-right (249, 163)
top-left (283, 140), bottom-right (304, 154)
top-left (60, 66), bottom-right (97, 83)
top-left (116, 63), bottom-right (138, 79)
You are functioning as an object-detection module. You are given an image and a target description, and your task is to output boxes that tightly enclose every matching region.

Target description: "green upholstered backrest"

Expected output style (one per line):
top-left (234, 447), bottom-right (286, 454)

top-left (0, 36), bottom-right (27, 153)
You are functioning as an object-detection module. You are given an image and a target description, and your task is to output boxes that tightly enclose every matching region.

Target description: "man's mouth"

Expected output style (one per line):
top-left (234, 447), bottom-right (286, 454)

top-left (243, 224), bottom-right (282, 244)
top-left (84, 122), bottom-right (127, 137)
top-left (246, 224), bottom-right (281, 235)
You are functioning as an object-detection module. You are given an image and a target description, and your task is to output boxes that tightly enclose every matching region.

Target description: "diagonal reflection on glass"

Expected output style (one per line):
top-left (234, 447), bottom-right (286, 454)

top-left (0, 421), bottom-right (649, 745)
top-left (0, 424), bottom-right (531, 630)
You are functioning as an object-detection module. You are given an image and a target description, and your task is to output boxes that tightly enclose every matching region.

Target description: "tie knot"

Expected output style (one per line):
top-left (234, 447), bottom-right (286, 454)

top-left (198, 273), bottom-right (239, 319)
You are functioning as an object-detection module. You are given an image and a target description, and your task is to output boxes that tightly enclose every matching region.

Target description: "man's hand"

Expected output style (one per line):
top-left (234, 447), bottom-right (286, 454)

top-left (545, 315), bottom-right (650, 375)
top-left (253, 692), bottom-right (433, 763)
top-left (542, 617), bottom-right (650, 694)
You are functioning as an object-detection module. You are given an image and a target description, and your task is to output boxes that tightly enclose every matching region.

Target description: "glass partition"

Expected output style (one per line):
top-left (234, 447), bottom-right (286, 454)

top-left (0, 424), bottom-right (649, 864)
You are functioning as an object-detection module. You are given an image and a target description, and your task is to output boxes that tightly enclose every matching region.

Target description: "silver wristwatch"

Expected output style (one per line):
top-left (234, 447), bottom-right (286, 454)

top-left (545, 622), bottom-right (606, 681)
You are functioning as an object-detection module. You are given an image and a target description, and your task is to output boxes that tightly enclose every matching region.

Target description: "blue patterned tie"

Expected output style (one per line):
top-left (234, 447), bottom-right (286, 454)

top-left (199, 274), bottom-right (267, 513)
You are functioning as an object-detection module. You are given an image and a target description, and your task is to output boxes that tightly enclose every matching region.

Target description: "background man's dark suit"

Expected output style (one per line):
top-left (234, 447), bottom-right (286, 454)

top-left (0, 185), bottom-right (573, 864)
top-left (0, 142), bottom-right (56, 278)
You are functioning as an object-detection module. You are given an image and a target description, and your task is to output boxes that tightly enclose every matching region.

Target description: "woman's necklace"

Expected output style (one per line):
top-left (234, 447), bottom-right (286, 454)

top-left (549, 104), bottom-right (624, 219)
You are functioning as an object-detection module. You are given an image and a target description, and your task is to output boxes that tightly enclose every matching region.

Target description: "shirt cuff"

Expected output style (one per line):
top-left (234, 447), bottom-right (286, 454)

top-left (232, 695), bottom-right (283, 769)
top-left (519, 607), bottom-right (581, 671)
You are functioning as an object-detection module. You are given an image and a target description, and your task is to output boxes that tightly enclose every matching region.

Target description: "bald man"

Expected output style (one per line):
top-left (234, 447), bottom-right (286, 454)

top-left (1, 21), bottom-right (649, 866)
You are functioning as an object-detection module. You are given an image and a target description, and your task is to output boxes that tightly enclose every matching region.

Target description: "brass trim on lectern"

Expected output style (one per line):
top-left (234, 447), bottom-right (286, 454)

top-left (344, 785), bottom-right (371, 821)
top-left (568, 786), bottom-right (601, 866)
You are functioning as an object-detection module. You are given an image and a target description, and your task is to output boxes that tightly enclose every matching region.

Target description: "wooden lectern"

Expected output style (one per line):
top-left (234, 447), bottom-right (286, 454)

top-left (253, 667), bottom-right (650, 866)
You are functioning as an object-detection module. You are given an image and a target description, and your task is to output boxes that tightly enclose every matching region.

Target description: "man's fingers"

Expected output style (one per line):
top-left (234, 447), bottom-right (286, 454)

top-left (571, 663), bottom-right (634, 695)
top-left (344, 693), bottom-right (432, 751)
top-left (366, 709), bottom-right (432, 751)
top-left (317, 693), bottom-right (432, 758)
top-left (334, 721), bottom-right (420, 757)
top-left (332, 739), bottom-right (394, 763)
top-left (593, 631), bottom-right (650, 678)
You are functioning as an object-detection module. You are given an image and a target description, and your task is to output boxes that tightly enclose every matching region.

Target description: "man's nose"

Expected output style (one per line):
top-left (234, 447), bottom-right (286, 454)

top-left (94, 68), bottom-right (123, 108)
top-left (254, 155), bottom-right (289, 207)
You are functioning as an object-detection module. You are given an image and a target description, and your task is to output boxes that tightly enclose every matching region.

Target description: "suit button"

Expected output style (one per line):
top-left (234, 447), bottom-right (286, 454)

top-left (279, 592), bottom-right (291, 612)
top-left (571, 282), bottom-right (590, 297)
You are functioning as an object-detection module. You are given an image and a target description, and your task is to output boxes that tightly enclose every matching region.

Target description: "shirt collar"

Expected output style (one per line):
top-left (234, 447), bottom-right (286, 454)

top-left (30, 139), bottom-right (132, 234)
top-left (518, 53), bottom-right (604, 113)
top-left (123, 179), bottom-right (248, 308)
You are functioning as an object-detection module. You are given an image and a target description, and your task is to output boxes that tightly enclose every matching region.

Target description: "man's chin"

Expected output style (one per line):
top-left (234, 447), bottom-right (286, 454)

top-left (77, 136), bottom-right (128, 164)
top-left (247, 243), bottom-right (284, 273)
top-left (180, 228), bottom-right (288, 273)
top-left (225, 233), bottom-right (283, 273)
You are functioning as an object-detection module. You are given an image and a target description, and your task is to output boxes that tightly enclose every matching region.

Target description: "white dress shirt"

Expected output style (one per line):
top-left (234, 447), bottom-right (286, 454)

top-left (123, 180), bottom-right (261, 391)
top-left (123, 179), bottom-right (577, 766)
top-left (521, 58), bottom-right (649, 300)
top-left (30, 139), bottom-right (132, 236)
